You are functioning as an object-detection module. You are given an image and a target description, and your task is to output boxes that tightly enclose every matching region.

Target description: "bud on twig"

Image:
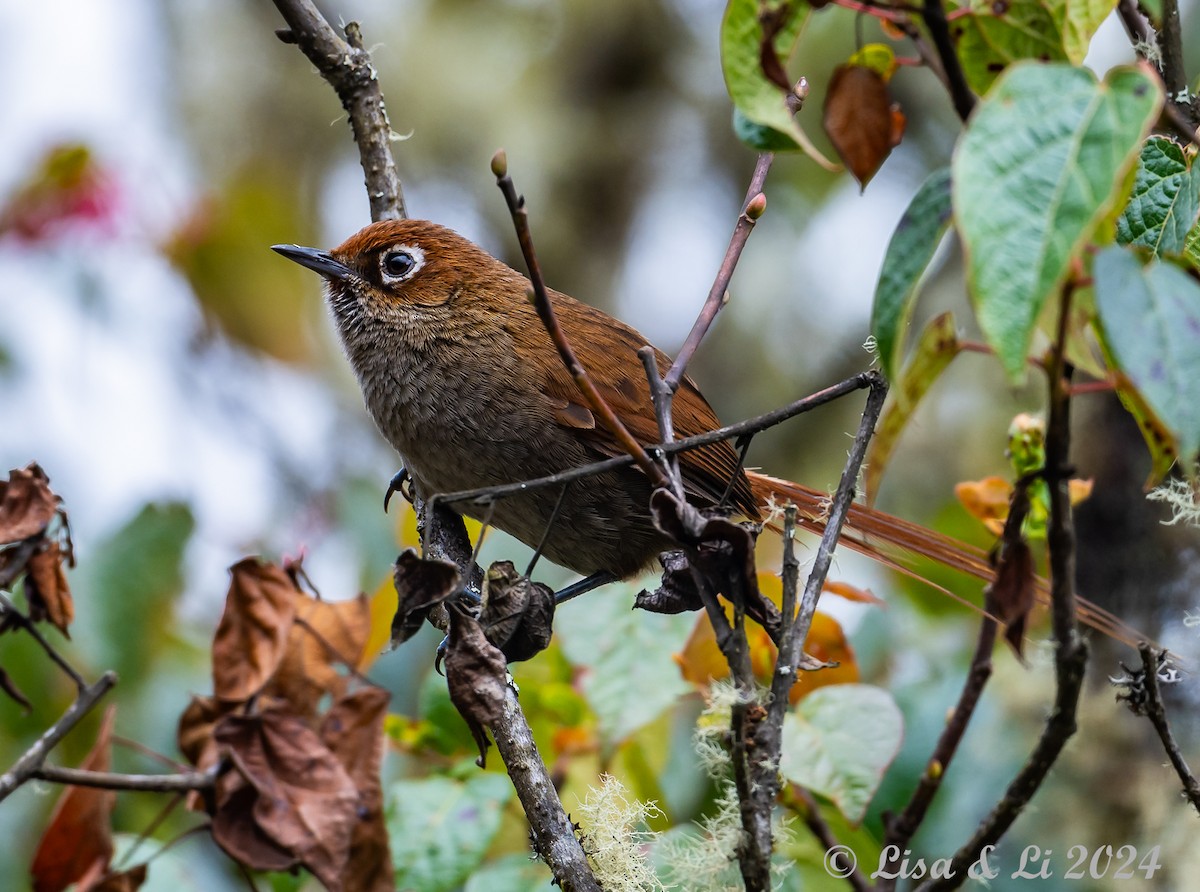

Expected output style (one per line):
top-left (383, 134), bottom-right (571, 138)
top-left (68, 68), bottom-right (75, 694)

top-left (491, 149), bottom-right (508, 179)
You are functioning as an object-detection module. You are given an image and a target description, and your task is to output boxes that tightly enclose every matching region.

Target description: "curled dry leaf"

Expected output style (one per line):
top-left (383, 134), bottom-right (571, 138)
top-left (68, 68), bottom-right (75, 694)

top-left (0, 463), bottom-right (59, 545)
top-left (266, 590), bottom-right (371, 719)
top-left (212, 709), bottom-right (360, 890)
top-left (444, 603), bottom-right (509, 766)
top-left (634, 550), bottom-right (704, 615)
top-left (823, 63), bottom-right (901, 189)
top-left (391, 548), bottom-right (460, 646)
top-left (212, 559), bottom-right (298, 702)
top-left (479, 560), bottom-right (554, 663)
top-left (25, 542), bottom-right (74, 636)
top-left (320, 687), bottom-right (394, 892)
top-left (992, 538), bottom-right (1035, 659)
top-left (78, 863), bottom-right (147, 892)
top-left (31, 706), bottom-right (117, 892)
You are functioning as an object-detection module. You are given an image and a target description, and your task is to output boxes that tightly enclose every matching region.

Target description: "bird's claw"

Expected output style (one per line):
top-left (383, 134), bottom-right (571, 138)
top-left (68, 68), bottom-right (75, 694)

top-left (384, 467), bottom-right (412, 513)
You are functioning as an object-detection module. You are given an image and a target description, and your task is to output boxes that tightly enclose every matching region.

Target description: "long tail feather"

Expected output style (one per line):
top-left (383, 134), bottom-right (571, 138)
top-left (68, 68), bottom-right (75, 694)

top-left (749, 472), bottom-right (1151, 649)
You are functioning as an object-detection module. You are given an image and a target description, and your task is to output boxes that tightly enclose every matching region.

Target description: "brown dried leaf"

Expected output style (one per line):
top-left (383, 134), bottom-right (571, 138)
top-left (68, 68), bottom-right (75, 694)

top-left (823, 64), bottom-right (898, 189)
top-left (992, 538), bottom-right (1035, 659)
top-left (212, 559), bottom-right (297, 702)
top-left (25, 543), bottom-right (74, 636)
top-left (445, 604), bottom-right (509, 766)
top-left (266, 591), bottom-right (370, 718)
top-left (80, 864), bottom-right (147, 892)
top-left (321, 688), bottom-right (394, 892)
top-left (213, 709), bottom-right (359, 890)
top-left (635, 550), bottom-right (703, 615)
top-left (391, 548), bottom-right (460, 646)
top-left (31, 706), bottom-right (117, 892)
top-left (479, 561), bottom-right (554, 663)
top-left (0, 463), bottom-right (58, 545)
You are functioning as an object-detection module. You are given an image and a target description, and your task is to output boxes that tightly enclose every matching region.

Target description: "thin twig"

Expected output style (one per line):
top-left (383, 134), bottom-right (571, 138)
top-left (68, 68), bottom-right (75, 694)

top-left (431, 372), bottom-right (876, 510)
top-left (0, 671), bottom-right (118, 803)
top-left (921, 0), bottom-right (977, 122)
top-left (1136, 643), bottom-right (1200, 813)
top-left (917, 283), bottom-right (1088, 892)
top-left (791, 786), bottom-right (871, 892)
top-left (271, 0), bottom-right (406, 221)
top-left (31, 764), bottom-right (215, 794)
top-left (0, 591), bottom-right (86, 690)
top-left (492, 153), bottom-right (664, 487)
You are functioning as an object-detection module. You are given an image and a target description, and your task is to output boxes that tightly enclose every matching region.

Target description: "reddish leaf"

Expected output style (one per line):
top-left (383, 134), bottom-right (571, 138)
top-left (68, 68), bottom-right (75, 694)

top-left (213, 710), bottom-right (359, 890)
top-left (0, 463), bottom-right (59, 545)
top-left (266, 590), bottom-right (370, 718)
top-left (31, 706), bottom-right (117, 892)
top-left (321, 688), bottom-right (394, 892)
top-left (0, 145), bottom-right (118, 243)
top-left (26, 542), bottom-right (75, 636)
top-left (823, 64), bottom-right (899, 188)
top-left (212, 559), bottom-right (298, 702)
top-left (444, 605), bottom-right (509, 766)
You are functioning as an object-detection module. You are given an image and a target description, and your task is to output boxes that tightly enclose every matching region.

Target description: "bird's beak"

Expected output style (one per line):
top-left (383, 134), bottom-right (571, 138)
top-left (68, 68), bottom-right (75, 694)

top-left (271, 244), bottom-right (355, 281)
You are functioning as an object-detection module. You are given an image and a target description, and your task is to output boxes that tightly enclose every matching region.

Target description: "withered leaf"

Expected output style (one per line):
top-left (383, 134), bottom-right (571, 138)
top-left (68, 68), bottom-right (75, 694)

top-left (391, 548), bottom-right (460, 646)
top-left (79, 863), bottom-right (147, 892)
top-left (635, 550), bottom-right (703, 614)
top-left (445, 604), bottom-right (509, 766)
top-left (823, 63), bottom-right (899, 189)
top-left (31, 706), bottom-right (117, 892)
top-left (213, 709), bottom-right (359, 890)
top-left (992, 538), bottom-right (1035, 659)
top-left (320, 687), bottom-right (394, 892)
top-left (0, 463), bottom-right (58, 545)
top-left (479, 561), bottom-right (554, 663)
top-left (25, 542), bottom-right (74, 637)
top-left (212, 559), bottom-right (298, 702)
top-left (266, 591), bottom-right (371, 719)
top-left (649, 491), bottom-right (778, 641)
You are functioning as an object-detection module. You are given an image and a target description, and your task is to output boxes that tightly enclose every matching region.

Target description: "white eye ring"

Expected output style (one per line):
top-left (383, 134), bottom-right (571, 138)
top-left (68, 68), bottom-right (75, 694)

top-left (379, 243), bottom-right (425, 284)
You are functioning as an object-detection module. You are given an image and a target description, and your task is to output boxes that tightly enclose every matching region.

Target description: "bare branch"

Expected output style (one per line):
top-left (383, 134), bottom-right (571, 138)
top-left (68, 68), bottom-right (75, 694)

top-left (32, 764), bottom-right (215, 794)
top-left (431, 372), bottom-right (877, 510)
top-left (0, 591), bottom-right (86, 690)
top-left (271, 0), bottom-right (406, 221)
top-left (921, 0), bottom-right (977, 122)
top-left (492, 152), bottom-right (665, 487)
top-left (1135, 644), bottom-right (1200, 813)
top-left (0, 671), bottom-right (118, 803)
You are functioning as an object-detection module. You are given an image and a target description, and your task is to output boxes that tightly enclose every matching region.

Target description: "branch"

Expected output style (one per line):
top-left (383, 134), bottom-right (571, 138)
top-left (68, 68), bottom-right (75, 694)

top-left (271, 0), bottom-right (406, 221)
top-left (921, 0), bottom-right (977, 122)
top-left (917, 283), bottom-right (1088, 892)
top-left (31, 764), bottom-right (215, 794)
top-left (0, 671), bottom-right (118, 803)
top-left (491, 152), bottom-right (665, 488)
top-left (431, 372), bottom-right (877, 510)
top-left (0, 590), bottom-right (86, 689)
top-left (1135, 644), bottom-right (1200, 813)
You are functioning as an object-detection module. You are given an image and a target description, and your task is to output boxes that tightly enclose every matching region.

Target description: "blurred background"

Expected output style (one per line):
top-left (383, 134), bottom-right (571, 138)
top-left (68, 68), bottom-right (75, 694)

top-left (1, 0), bottom-right (1198, 889)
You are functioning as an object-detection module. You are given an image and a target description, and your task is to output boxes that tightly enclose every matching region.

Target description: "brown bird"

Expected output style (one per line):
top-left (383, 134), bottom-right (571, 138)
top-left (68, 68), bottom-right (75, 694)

top-left (273, 219), bottom-right (1138, 642)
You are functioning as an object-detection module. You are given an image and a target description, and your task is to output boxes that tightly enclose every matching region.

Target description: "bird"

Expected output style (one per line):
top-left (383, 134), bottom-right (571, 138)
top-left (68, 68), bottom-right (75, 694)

top-left (273, 219), bottom-right (1140, 644)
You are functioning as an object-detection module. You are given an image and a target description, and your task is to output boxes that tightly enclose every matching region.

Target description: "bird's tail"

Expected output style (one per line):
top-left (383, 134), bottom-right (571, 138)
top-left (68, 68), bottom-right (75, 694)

top-left (747, 471), bottom-right (1149, 649)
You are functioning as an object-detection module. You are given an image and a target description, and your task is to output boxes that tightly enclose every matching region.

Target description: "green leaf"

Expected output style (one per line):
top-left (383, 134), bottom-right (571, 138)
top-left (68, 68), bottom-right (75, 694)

top-left (81, 502), bottom-right (194, 683)
top-left (1117, 137), bottom-right (1200, 256)
top-left (555, 581), bottom-right (693, 745)
top-left (954, 0), bottom-right (1067, 95)
top-left (866, 313), bottom-right (961, 503)
top-left (953, 63), bottom-right (1162, 381)
top-left (721, 0), bottom-right (808, 148)
top-left (387, 773), bottom-right (513, 892)
top-left (1187, 220), bottom-right (1200, 272)
top-left (1094, 247), bottom-right (1200, 465)
top-left (1051, 0), bottom-right (1119, 63)
top-left (779, 685), bottom-right (903, 824)
top-left (871, 168), bottom-right (954, 382)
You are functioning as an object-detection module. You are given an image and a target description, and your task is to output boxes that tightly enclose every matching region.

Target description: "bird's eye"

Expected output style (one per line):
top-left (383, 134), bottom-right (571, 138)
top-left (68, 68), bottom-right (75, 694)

top-left (382, 250), bottom-right (416, 279)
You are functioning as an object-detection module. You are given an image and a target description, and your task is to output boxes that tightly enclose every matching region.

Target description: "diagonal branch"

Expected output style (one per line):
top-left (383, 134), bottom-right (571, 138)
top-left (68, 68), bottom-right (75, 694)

top-left (271, 0), bottom-right (406, 221)
top-left (1135, 644), bottom-right (1200, 813)
top-left (921, 0), bottom-right (977, 122)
